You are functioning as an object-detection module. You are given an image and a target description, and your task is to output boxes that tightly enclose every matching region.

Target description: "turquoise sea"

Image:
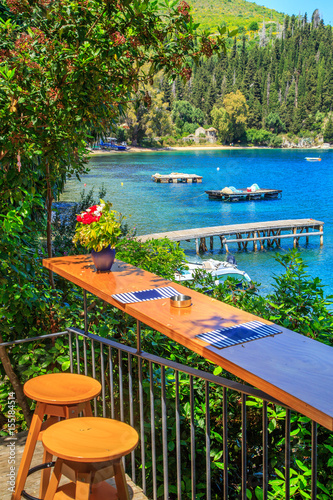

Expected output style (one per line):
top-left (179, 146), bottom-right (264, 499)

top-left (61, 148), bottom-right (333, 296)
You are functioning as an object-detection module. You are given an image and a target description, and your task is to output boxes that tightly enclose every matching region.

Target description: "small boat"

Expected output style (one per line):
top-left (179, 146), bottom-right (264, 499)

top-left (152, 172), bottom-right (202, 183)
top-left (305, 157), bottom-right (321, 161)
top-left (175, 257), bottom-right (252, 286)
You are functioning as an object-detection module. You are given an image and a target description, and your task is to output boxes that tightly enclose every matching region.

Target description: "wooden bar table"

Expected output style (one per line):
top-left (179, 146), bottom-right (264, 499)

top-left (43, 255), bottom-right (333, 430)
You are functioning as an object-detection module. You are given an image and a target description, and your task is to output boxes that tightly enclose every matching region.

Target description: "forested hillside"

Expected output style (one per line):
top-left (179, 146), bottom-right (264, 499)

top-left (118, 12), bottom-right (333, 148)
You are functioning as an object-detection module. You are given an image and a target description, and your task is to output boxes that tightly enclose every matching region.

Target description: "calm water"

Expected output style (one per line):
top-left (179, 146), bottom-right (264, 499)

top-left (61, 149), bottom-right (333, 295)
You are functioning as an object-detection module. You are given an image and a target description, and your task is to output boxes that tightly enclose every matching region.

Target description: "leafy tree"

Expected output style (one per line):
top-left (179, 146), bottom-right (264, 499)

top-left (171, 99), bottom-right (205, 134)
top-left (0, 0), bottom-right (228, 260)
top-left (249, 21), bottom-right (259, 31)
top-left (265, 112), bottom-right (285, 133)
top-left (211, 106), bottom-right (229, 142)
top-left (211, 90), bottom-right (248, 143)
top-left (141, 89), bottom-right (174, 139)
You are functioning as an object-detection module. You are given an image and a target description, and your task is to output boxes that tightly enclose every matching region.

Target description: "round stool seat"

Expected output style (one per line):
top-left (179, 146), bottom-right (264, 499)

top-left (24, 373), bottom-right (101, 404)
top-left (42, 417), bottom-right (139, 462)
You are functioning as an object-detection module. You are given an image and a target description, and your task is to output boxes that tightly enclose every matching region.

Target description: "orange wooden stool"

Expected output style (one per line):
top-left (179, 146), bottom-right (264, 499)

top-left (42, 417), bottom-right (139, 500)
top-left (12, 373), bottom-right (101, 500)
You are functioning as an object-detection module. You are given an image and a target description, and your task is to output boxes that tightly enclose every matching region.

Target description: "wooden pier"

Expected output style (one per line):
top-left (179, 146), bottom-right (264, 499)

top-left (206, 188), bottom-right (282, 202)
top-left (152, 172), bottom-right (202, 183)
top-left (138, 219), bottom-right (324, 254)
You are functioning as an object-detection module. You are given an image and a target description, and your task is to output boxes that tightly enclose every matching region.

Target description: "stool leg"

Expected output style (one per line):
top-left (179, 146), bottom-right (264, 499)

top-left (44, 458), bottom-right (63, 500)
top-left (11, 402), bottom-right (46, 500)
top-left (114, 460), bottom-right (129, 500)
top-left (75, 472), bottom-right (92, 500)
top-left (83, 401), bottom-right (93, 417)
top-left (39, 449), bottom-right (53, 499)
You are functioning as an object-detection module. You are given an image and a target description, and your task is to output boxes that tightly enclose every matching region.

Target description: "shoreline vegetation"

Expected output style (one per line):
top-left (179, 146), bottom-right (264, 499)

top-left (89, 144), bottom-right (332, 154)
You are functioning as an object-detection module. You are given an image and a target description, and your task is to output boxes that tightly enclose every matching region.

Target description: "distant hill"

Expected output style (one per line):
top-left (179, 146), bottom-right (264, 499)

top-left (189, 0), bottom-right (285, 31)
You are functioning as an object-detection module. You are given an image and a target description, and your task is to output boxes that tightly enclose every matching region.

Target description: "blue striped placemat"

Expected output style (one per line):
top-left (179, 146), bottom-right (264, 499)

top-left (112, 286), bottom-right (178, 304)
top-left (196, 321), bottom-right (281, 349)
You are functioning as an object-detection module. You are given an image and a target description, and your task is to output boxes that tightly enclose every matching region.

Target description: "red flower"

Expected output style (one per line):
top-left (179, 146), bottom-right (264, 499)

top-left (76, 215), bottom-right (83, 222)
top-left (82, 213), bottom-right (94, 224)
top-left (87, 204), bottom-right (98, 213)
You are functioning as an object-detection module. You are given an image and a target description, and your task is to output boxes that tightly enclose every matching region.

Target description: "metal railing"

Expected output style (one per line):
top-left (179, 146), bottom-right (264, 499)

top-left (2, 327), bottom-right (329, 500)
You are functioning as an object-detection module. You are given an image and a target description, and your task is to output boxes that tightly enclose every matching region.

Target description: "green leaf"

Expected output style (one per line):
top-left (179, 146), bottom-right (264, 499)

top-left (213, 366), bottom-right (222, 376)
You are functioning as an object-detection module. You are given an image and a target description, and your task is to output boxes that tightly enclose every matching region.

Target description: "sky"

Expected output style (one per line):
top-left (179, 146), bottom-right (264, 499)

top-left (257, 0), bottom-right (333, 25)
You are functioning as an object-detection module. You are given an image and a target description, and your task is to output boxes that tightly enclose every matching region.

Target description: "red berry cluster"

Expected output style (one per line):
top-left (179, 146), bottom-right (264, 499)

top-left (31, 28), bottom-right (48, 45)
top-left (177, 1), bottom-right (190, 19)
top-left (47, 87), bottom-right (60, 101)
top-left (201, 39), bottom-right (213, 57)
top-left (110, 31), bottom-right (126, 46)
top-left (15, 34), bottom-right (33, 52)
top-left (0, 49), bottom-right (10, 63)
top-left (180, 66), bottom-right (192, 81)
top-left (6, 0), bottom-right (30, 14)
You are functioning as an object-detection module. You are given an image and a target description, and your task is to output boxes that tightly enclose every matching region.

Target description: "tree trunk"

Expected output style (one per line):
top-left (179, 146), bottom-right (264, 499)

top-left (45, 162), bottom-right (55, 288)
top-left (0, 335), bottom-right (32, 427)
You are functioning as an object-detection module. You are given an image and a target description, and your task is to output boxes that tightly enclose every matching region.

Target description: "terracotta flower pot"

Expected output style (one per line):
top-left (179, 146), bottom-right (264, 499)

top-left (91, 246), bottom-right (116, 272)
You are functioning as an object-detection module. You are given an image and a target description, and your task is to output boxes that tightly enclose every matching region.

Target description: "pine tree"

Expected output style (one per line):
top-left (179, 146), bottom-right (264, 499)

top-left (323, 116), bottom-right (333, 142)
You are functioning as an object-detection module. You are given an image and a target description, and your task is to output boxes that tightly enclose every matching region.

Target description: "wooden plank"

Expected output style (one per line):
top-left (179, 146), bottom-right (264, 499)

top-left (43, 255), bottom-right (333, 430)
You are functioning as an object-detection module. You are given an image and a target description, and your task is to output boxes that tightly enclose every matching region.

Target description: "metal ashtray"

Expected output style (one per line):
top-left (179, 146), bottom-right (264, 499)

top-left (170, 294), bottom-right (192, 308)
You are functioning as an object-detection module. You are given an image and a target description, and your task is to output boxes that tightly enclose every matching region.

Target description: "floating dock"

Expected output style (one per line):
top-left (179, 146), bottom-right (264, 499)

top-left (138, 219), bottom-right (324, 254)
top-left (152, 172), bottom-right (202, 183)
top-left (206, 188), bottom-right (282, 201)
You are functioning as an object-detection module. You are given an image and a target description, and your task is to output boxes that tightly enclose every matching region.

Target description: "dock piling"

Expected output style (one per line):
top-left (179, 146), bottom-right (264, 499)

top-left (254, 232), bottom-right (258, 252)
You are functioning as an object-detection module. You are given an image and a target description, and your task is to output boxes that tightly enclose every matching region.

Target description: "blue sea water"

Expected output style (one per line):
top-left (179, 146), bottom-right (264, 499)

top-left (61, 148), bottom-right (333, 296)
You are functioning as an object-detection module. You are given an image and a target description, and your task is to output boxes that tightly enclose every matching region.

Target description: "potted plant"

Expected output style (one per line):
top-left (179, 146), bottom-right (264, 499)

top-left (73, 200), bottom-right (124, 272)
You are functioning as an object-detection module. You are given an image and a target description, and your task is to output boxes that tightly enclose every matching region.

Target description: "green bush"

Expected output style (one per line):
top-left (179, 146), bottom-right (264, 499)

top-left (246, 128), bottom-right (273, 145)
top-left (268, 134), bottom-right (283, 147)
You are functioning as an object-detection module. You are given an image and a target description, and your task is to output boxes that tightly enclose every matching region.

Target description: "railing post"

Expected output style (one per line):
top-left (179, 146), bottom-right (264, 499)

top-left (138, 350), bottom-right (146, 493)
top-left (205, 381), bottom-right (211, 500)
top-left (83, 290), bottom-right (88, 334)
top-left (285, 409), bottom-right (291, 500)
top-left (137, 320), bottom-right (141, 354)
top-left (311, 421), bottom-right (317, 500)
top-left (223, 387), bottom-right (228, 499)
top-left (190, 375), bottom-right (196, 500)
top-left (176, 370), bottom-right (182, 500)
top-left (69, 331), bottom-right (73, 374)
top-left (150, 362), bottom-right (157, 500)
top-left (262, 401), bottom-right (268, 500)
top-left (161, 366), bottom-right (169, 500)
top-left (241, 394), bottom-right (247, 500)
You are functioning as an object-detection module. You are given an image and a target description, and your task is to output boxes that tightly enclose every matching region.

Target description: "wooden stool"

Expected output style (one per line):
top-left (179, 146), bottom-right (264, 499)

top-left (12, 373), bottom-right (101, 500)
top-left (42, 417), bottom-right (139, 500)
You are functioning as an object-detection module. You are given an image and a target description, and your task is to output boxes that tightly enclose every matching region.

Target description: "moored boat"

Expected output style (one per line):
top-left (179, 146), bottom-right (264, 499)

top-left (174, 258), bottom-right (252, 286)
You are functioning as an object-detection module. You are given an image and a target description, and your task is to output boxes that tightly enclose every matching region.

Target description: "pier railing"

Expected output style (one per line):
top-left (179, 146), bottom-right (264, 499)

top-left (4, 329), bottom-right (332, 500)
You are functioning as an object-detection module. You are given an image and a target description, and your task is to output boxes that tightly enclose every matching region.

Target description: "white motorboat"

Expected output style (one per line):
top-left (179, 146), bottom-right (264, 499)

top-left (175, 258), bottom-right (252, 285)
top-left (305, 157), bottom-right (321, 161)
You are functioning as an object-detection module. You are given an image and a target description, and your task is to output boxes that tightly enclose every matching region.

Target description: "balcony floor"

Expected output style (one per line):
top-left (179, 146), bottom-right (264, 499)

top-left (0, 432), bottom-right (147, 500)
